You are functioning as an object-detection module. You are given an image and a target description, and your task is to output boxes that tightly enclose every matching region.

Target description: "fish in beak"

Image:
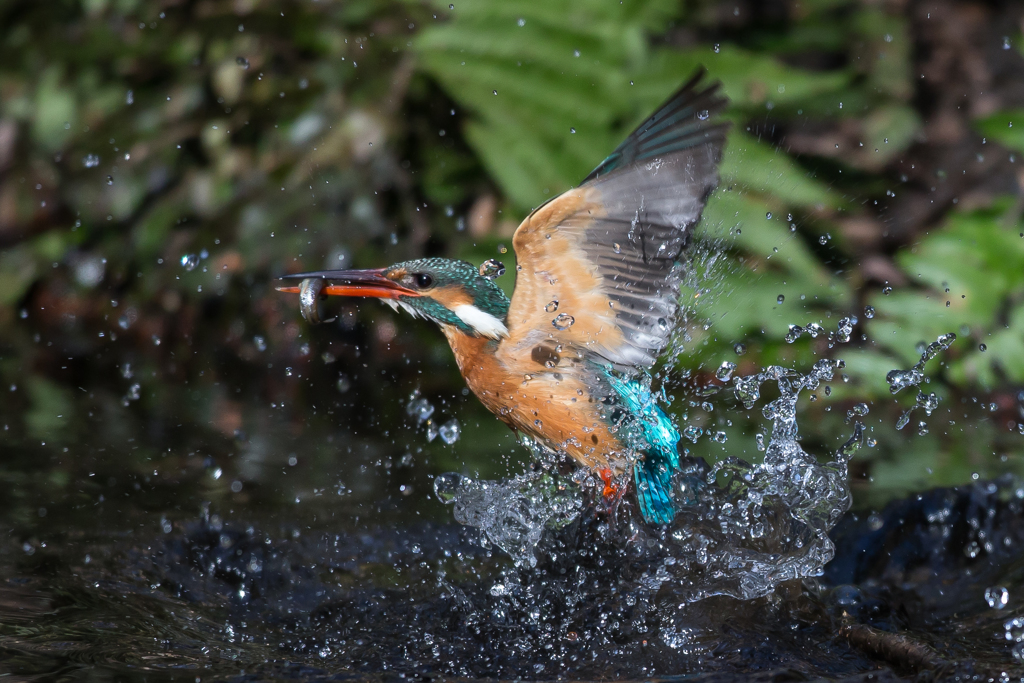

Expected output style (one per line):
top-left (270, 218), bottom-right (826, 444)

top-left (276, 269), bottom-right (420, 324)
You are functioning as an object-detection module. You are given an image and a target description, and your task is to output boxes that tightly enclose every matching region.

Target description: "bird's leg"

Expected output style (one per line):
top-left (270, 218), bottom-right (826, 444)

top-left (598, 468), bottom-right (630, 516)
top-left (598, 468), bottom-right (619, 499)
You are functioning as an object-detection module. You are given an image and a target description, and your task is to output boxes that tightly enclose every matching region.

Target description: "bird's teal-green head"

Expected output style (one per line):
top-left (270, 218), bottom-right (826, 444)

top-left (278, 257), bottom-right (511, 339)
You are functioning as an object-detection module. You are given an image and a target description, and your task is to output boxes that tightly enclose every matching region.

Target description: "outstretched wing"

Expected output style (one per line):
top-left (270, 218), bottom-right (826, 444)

top-left (500, 69), bottom-right (728, 371)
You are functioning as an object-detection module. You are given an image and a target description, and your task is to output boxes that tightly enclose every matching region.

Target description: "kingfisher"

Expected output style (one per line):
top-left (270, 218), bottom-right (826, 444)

top-left (278, 70), bottom-right (727, 525)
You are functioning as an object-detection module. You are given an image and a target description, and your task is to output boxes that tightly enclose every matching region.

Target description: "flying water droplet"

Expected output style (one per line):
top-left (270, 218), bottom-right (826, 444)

top-left (697, 109), bottom-right (710, 120)
top-left (552, 313), bottom-right (574, 330)
top-left (83, 154), bottom-right (100, 168)
top-left (765, 212), bottom-right (772, 219)
top-left (828, 317), bottom-right (856, 347)
top-left (733, 342), bottom-right (747, 355)
top-left (845, 403), bottom-right (869, 424)
top-left (979, 343), bottom-right (987, 352)
top-left (439, 419), bottom-right (461, 444)
top-left (886, 332), bottom-right (956, 398)
top-left (864, 305), bottom-right (875, 319)
top-left (479, 258), bottom-right (505, 279)
top-left (406, 392), bottom-right (435, 424)
top-left (716, 361), bottom-right (736, 382)
top-left (544, 300), bottom-right (558, 313)
top-left (180, 254), bottom-right (199, 271)
top-left (777, 294), bottom-right (785, 304)
top-left (253, 335), bottom-right (267, 352)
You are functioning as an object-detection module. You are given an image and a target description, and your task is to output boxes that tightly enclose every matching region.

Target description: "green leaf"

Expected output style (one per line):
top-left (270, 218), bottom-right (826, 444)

top-left (0, 245), bottom-right (36, 307)
top-left (974, 109), bottom-right (1024, 155)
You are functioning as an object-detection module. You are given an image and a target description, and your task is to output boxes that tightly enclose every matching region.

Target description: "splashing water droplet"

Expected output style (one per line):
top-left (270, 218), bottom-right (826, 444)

top-left (180, 254), bottom-right (199, 271)
top-left (733, 343), bottom-right (747, 355)
top-left (439, 419), bottom-right (460, 444)
top-left (433, 470), bottom-right (581, 567)
top-left (697, 109), bottom-right (710, 120)
top-left (864, 305), bottom-right (875, 319)
top-left (552, 313), bottom-right (574, 330)
top-left (406, 392), bottom-right (435, 424)
top-left (544, 300), bottom-right (558, 313)
top-left (834, 317), bottom-right (854, 345)
top-left (236, 56), bottom-right (249, 68)
top-left (765, 212), bottom-right (772, 219)
top-left (886, 333), bottom-right (956, 402)
top-left (83, 154), bottom-right (100, 168)
top-left (979, 343), bottom-right (987, 352)
top-left (479, 258), bottom-right (505, 279)
top-left (777, 294), bottom-right (785, 304)
top-left (845, 403), bottom-right (869, 424)
top-left (882, 285), bottom-right (893, 295)
top-left (716, 361), bottom-right (736, 382)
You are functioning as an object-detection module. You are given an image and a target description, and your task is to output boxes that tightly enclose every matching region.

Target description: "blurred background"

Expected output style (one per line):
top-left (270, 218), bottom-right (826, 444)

top-left (1, 0), bottom-right (1024, 534)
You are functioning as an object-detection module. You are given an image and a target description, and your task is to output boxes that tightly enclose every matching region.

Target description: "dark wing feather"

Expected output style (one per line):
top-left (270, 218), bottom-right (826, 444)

top-left (584, 68), bottom-right (728, 183)
top-left (503, 69), bottom-right (728, 371)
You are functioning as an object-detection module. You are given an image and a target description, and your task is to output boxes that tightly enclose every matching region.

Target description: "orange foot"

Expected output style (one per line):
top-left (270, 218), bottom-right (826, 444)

top-left (598, 469), bottom-right (620, 499)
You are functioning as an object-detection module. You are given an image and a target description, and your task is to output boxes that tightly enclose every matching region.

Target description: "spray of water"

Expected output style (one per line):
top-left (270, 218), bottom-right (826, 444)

top-left (885, 332), bottom-right (956, 429)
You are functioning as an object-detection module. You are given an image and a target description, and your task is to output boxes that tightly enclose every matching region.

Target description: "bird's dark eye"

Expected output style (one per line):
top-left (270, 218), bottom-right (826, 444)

top-left (415, 273), bottom-right (434, 288)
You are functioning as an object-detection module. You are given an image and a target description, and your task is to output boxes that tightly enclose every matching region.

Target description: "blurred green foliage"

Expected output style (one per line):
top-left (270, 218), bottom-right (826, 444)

top-left (0, 0), bottom-right (1022, 509)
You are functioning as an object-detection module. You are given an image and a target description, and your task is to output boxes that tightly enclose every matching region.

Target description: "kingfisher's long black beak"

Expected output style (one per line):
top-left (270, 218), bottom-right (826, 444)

top-left (275, 269), bottom-right (421, 300)
top-left (276, 269), bottom-right (421, 324)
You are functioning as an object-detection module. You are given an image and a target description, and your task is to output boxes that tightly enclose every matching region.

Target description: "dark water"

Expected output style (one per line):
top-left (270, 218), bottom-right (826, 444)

top-left (4, 388), bottom-right (1024, 683)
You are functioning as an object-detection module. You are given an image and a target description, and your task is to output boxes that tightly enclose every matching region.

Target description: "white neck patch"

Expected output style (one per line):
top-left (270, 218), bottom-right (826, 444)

top-left (453, 304), bottom-right (509, 340)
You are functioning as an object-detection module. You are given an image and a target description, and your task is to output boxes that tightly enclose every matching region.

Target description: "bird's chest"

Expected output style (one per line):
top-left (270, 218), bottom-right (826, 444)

top-left (443, 330), bottom-right (627, 472)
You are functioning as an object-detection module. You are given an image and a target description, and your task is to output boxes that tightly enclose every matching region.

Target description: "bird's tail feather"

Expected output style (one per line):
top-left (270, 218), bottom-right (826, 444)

top-left (634, 455), bottom-right (675, 525)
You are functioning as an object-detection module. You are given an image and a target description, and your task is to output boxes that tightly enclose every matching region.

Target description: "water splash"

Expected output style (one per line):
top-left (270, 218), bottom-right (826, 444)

top-left (885, 332), bottom-right (956, 429)
top-left (434, 470), bottom-right (581, 567)
top-left (885, 332), bottom-right (956, 394)
top-left (785, 317), bottom-right (855, 347)
top-left (436, 357), bottom-right (859, 601)
top-left (662, 358), bottom-right (859, 601)
top-left (406, 391), bottom-right (435, 424)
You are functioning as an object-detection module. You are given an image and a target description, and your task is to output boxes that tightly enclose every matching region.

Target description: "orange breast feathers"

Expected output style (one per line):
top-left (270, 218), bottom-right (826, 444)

top-left (442, 328), bottom-right (629, 474)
